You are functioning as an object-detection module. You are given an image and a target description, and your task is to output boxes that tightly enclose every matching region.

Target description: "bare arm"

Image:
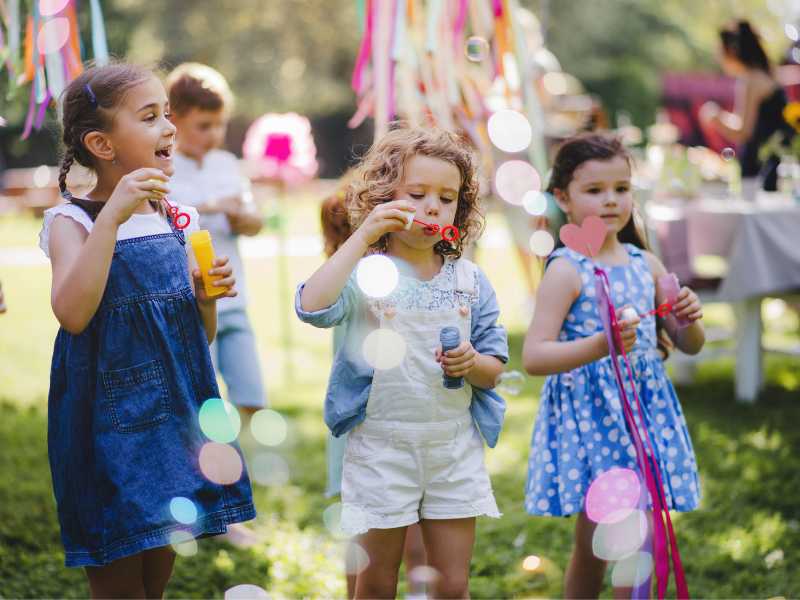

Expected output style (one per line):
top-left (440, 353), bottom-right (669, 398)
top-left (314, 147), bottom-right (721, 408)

top-left (300, 199), bottom-right (415, 313)
top-left (710, 78), bottom-right (765, 145)
top-left (522, 258), bottom-right (608, 375)
top-left (645, 252), bottom-right (705, 355)
top-left (49, 211), bottom-right (119, 334)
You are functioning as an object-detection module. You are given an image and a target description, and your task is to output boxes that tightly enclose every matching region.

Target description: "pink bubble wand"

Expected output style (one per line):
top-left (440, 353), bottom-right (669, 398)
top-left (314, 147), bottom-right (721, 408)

top-left (560, 216), bottom-right (690, 600)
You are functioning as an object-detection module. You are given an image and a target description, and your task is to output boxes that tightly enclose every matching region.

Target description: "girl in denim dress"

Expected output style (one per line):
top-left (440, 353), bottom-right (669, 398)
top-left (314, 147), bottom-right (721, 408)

top-left (40, 64), bottom-right (255, 597)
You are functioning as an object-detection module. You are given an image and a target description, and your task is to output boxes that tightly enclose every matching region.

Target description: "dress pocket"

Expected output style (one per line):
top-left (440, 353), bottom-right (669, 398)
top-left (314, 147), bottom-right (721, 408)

top-left (101, 359), bottom-right (171, 433)
top-left (344, 432), bottom-right (391, 463)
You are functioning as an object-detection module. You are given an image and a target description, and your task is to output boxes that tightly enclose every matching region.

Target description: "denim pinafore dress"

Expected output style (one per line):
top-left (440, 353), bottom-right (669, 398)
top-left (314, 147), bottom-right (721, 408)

top-left (47, 201), bottom-right (256, 567)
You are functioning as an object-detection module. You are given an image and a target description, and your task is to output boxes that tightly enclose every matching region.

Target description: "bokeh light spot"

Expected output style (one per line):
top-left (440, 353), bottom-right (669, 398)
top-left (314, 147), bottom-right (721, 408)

top-left (592, 509), bottom-right (648, 561)
top-left (199, 397), bottom-right (241, 443)
top-left (251, 452), bottom-right (290, 487)
top-left (529, 230), bottom-right (555, 257)
top-left (611, 551), bottom-right (653, 588)
top-left (250, 409), bottom-right (288, 446)
top-left (488, 109), bottom-right (532, 153)
top-left (344, 541), bottom-right (371, 575)
top-left (323, 502), bottom-right (349, 540)
top-left (169, 530), bottom-right (198, 557)
top-left (586, 468), bottom-right (641, 524)
top-left (522, 555), bottom-right (542, 571)
top-left (37, 17), bottom-right (70, 55)
top-left (39, 0), bottom-right (70, 16)
top-left (169, 496), bottom-right (198, 525)
top-left (356, 255), bottom-right (399, 298)
top-left (362, 328), bottom-right (406, 370)
top-left (198, 442), bottom-right (243, 485)
top-left (225, 584), bottom-right (270, 599)
top-left (495, 161), bottom-right (540, 205)
top-left (523, 191), bottom-right (549, 216)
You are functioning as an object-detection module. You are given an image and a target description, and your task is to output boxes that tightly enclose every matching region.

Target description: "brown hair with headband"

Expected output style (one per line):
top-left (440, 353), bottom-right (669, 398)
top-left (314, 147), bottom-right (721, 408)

top-left (58, 61), bottom-right (154, 204)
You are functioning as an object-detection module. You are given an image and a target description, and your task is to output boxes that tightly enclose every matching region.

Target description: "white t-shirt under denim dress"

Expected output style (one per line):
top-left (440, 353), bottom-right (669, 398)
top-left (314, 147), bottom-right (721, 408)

top-left (300, 257), bottom-right (506, 535)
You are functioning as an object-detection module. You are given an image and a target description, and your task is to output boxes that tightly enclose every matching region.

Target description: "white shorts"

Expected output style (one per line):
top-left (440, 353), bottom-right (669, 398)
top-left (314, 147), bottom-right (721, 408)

top-left (339, 414), bottom-right (501, 535)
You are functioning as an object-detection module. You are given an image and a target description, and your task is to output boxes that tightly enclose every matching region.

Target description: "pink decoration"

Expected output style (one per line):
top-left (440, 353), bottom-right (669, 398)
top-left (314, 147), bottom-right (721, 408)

top-left (242, 113), bottom-right (318, 186)
top-left (560, 215), bottom-right (607, 258)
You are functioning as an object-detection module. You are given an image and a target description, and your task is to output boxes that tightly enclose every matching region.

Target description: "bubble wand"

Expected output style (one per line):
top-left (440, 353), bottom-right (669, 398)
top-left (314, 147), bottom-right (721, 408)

top-left (559, 216), bottom-right (689, 599)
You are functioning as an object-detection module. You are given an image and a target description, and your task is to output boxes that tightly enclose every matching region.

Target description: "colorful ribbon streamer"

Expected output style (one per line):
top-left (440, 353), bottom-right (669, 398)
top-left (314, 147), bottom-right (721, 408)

top-left (594, 267), bottom-right (690, 599)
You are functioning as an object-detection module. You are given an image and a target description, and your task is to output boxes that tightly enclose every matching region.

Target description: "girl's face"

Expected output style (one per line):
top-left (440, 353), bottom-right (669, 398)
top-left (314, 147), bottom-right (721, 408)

top-left (556, 156), bottom-right (633, 236)
top-left (392, 154), bottom-right (460, 250)
top-left (105, 77), bottom-right (177, 176)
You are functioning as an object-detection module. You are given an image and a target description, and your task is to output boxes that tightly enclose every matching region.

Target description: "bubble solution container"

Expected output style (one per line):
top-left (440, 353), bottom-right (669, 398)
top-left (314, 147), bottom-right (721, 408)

top-left (440, 326), bottom-right (464, 389)
top-left (189, 230), bottom-right (227, 298)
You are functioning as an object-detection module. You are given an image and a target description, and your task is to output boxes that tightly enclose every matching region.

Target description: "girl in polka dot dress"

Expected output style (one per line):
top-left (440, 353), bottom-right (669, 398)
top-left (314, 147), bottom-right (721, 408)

top-left (522, 134), bottom-right (706, 597)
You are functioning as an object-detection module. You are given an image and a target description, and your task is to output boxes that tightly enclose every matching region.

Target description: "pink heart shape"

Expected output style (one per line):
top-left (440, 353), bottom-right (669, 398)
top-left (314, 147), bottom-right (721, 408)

top-left (559, 215), bottom-right (607, 257)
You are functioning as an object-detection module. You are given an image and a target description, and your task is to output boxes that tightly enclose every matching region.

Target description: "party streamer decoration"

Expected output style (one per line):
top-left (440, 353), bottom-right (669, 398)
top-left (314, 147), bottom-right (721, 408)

top-left (0, 0), bottom-right (108, 138)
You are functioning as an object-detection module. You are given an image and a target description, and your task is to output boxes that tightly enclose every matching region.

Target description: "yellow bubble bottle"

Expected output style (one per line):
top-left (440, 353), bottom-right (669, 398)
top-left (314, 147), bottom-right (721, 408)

top-left (189, 230), bottom-right (226, 298)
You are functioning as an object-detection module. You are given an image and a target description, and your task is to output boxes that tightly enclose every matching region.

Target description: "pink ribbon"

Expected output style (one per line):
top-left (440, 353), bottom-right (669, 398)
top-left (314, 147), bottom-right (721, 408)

top-left (595, 267), bottom-right (689, 599)
top-left (350, 0), bottom-right (374, 94)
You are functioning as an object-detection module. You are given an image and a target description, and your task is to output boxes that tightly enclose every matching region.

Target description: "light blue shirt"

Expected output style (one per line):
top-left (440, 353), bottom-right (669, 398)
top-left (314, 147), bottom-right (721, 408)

top-left (295, 261), bottom-right (509, 447)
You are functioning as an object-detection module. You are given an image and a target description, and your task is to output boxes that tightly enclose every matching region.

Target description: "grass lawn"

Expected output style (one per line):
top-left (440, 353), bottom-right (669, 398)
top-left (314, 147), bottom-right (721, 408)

top-left (0, 200), bottom-right (798, 598)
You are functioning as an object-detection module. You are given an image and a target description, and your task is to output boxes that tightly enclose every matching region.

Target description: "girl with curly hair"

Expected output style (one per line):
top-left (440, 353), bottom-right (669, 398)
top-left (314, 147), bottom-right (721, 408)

top-left (297, 125), bottom-right (509, 598)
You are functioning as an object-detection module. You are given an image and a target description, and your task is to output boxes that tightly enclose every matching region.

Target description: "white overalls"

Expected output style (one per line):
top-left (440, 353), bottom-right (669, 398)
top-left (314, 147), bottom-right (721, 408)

top-left (340, 258), bottom-right (501, 535)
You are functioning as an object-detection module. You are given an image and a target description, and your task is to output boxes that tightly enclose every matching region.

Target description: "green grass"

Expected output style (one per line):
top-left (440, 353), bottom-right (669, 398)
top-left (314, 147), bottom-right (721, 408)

top-left (1, 202), bottom-right (798, 598)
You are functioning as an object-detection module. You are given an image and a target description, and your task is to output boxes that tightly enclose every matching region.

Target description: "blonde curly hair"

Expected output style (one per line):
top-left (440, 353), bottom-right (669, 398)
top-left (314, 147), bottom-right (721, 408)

top-left (347, 125), bottom-right (483, 257)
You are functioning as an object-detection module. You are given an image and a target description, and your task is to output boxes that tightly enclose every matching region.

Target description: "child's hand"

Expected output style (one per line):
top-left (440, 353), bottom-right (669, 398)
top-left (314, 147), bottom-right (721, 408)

top-left (356, 200), bottom-right (416, 246)
top-left (103, 168), bottom-right (171, 226)
top-left (673, 287), bottom-right (703, 323)
top-left (436, 341), bottom-right (478, 378)
top-left (192, 256), bottom-right (238, 304)
top-left (615, 306), bottom-right (640, 354)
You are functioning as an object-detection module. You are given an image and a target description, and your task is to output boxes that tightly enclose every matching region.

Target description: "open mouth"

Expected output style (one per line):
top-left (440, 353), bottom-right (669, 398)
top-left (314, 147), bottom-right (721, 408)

top-left (155, 146), bottom-right (172, 159)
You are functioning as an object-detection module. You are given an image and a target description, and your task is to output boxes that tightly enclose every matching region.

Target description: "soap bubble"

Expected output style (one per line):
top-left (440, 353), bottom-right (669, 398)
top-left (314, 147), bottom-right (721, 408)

top-left (199, 397), bottom-right (241, 443)
top-left (721, 147), bottom-right (736, 162)
top-left (488, 109), bottom-right (532, 153)
top-left (465, 36), bottom-right (489, 62)
top-left (362, 328), bottom-right (406, 370)
top-left (495, 370), bottom-right (525, 395)
top-left (357, 255), bottom-right (399, 298)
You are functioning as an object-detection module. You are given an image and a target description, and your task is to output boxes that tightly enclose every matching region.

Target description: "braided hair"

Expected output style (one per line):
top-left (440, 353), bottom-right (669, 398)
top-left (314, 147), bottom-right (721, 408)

top-left (58, 62), bottom-right (152, 199)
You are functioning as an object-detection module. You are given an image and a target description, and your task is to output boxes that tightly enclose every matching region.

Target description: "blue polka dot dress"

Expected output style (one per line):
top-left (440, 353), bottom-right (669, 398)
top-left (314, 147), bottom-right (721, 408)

top-left (524, 244), bottom-right (700, 517)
